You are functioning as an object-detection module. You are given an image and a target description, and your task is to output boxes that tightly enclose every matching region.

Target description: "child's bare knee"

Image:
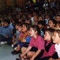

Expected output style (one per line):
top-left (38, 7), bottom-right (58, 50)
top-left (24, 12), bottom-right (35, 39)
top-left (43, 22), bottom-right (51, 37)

top-left (27, 52), bottom-right (33, 58)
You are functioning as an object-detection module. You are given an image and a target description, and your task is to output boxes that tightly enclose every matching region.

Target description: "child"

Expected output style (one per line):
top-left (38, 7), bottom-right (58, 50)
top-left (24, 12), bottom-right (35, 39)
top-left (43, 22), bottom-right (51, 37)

top-left (0, 19), bottom-right (13, 45)
top-left (20, 25), bottom-right (45, 60)
top-left (48, 19), bottom-right (56, 29)
top-left (41, 28), bottom-right (55, 60)
top-left (11, 23), bottom-right (31, 55)
top-left (49, 30), bottom-right (60, 60)
top-left (38, 20), bottom-right (45, 37)
top-left (11, 22), bottom-right (22, 48)
top-left (55, 21), bottom-right (60, 30)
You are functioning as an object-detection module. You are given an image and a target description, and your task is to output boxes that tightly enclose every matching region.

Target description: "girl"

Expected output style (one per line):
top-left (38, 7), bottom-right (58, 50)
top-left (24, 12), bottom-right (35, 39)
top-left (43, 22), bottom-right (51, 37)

top-left (20, 25), bottom-right (45, 60)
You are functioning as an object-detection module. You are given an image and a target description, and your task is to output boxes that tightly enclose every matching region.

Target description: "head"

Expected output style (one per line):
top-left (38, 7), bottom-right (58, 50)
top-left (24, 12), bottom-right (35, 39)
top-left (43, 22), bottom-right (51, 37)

top-left (22, 23), bottom-right (30, 33)
top-left (55, 15), bottom-right (60, 22)
top-left (29, 25), bottom-right (40, 37)
top-left (34, 15), bottom-right (38, 22)
top-left (55, 21), bottom-right (60, 30)
top-left (0, 21), bottom-right (2, 26)
top-left (15, 22), bottom-right (22, 30)
top-left (52, 30), bottom-right (60, 44)
top-left (44, 28), bottom-right (55, 41)
top-left (38, 21), bottom-right (45, 29)
top-left (16, 22), bottom-right (22, 32)
top-left (25, 19), bottom-right (31, 24)
top-left (38, 15), bottom-right (44, 21)
top-left (3, 19), bottom-right (10, 27)
top-left (48, 19), bottom-right (56, 28)
top-left (45, 14), bottom-right (50, 19)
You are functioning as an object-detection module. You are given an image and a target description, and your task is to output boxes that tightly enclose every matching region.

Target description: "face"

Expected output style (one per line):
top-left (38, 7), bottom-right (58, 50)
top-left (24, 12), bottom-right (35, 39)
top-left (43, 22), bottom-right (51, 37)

top-left (52, 32), bottom-right (60, 43)
top-left (3, 22), bottom-right (8, 26)
top-left (48, 20), bottom-right (54, 28)
top-left (25, 20), bottom-right (30, 24)
top-left (34, 16), bottom-right (38, 22)
top-left (38, 16), bottom-right (43, 21)
top-left (44, 31), bottom-right (51, 40)
top-left (29, 28), bottom-right (36, 37)
top-left (22, 25), bottom-right (27, 32)
top-left (55, 16), bottom-right (60, 22)
top-left (15, 25), bottom-right (19, 30)
top-left (18, 26), bottom-right (22, 32)
top-left (38, 24), bottom-right (43, 28)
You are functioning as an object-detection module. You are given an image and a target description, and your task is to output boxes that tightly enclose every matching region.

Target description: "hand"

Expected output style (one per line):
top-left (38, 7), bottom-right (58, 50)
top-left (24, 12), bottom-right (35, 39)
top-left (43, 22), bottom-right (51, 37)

top-left (49, 58), bottom-right (53, 60)
top-left (30, 57), bottom-right (34, 60)
top-left (20, 54), bottom-right (24, 58)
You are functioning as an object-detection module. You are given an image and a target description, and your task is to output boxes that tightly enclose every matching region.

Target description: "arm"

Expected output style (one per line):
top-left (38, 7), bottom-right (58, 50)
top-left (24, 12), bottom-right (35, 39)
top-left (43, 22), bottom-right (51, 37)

top-left (49, 58), bottom-right (60, 60)
top-left (30, 49), bottom-right (41, 60)
top-left (43, 45), bottom-right (55, 57)
top-left (21, 46), bottom-right (32, 58)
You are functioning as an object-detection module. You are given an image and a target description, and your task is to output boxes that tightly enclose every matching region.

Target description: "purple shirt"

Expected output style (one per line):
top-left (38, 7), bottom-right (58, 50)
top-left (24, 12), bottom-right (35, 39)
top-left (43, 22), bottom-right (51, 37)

top-left (29, 35), bottom-right (44, 50)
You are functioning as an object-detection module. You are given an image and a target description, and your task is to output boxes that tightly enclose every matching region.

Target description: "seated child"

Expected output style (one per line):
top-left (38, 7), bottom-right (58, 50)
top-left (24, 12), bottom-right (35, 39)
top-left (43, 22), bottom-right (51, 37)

top-left (55, 21), bottom-right (60, 30)
top-left (48, 19), bottom-right (56, 29)
top-left (11, 23), bottom-right (31, 55)
top-left (0, 19), bottom-right (13, 45)
top-left (38, 20), bottom-right (45, 37)
top-left (11, 22), bottom-right (22, 48)
top-left (19, 25), bottom-right (45, 60)
top-left (49, 30), bottom-right (60, 60)
top-left (40, 28), bottom-right (56, 60)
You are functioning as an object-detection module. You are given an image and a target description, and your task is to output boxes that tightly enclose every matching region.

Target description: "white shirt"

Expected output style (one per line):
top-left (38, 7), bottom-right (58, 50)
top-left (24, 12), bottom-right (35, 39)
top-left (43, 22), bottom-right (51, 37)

top-left (55, 44), bottom-right (60, 58)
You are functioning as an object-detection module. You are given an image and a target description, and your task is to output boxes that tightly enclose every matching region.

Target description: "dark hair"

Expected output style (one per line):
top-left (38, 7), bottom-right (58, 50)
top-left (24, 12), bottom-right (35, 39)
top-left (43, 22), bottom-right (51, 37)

top-left (3, 19), bottom-right (10, 24)
top-left (30, 25), bottom-right (40, 35)
top-left (0, 20), bottom-right (2, 24)
top-left (45, 28), bottom-right (55, 37)
top-left (49, 19), bottom-right (57, 25)
top-left (15, 22), bottom-right (22, 26)
top-left (56, 21), bottom-right (60, 24)
top-left (38, 20), bottom-right (45, 26)
top-left (22, 23), bottom-right (31, 31)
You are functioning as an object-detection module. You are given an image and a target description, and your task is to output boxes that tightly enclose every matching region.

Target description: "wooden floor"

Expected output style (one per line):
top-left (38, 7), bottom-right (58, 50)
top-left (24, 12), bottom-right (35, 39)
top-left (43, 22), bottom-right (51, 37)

top-left (0, 44), bottom-right (19, 60)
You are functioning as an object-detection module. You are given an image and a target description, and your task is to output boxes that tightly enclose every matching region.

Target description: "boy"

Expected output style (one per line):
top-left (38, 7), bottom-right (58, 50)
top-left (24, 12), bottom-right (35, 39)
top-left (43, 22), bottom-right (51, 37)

top-left (49, 30), bottom-right (60, 60)
top-left (0, 19), bottom-right (13, 45)
top-left (40, 28), bottom-right (55, 60)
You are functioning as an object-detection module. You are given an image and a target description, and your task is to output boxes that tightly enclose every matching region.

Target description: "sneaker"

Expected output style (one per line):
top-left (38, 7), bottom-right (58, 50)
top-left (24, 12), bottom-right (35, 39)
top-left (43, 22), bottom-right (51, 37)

top-left (16, 58), bottom-right (20, 60)
top-left (0, 41), bottom-right (7, 45)
top-left (11, 44), bottom-right (14, 48)
top-left (11, 50), bottom-right (20, 55)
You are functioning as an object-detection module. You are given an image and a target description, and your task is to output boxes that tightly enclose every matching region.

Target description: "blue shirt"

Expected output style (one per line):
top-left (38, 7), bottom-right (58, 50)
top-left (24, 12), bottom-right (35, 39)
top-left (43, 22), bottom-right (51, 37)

top-left (0, 26), bottom-right (13, 38)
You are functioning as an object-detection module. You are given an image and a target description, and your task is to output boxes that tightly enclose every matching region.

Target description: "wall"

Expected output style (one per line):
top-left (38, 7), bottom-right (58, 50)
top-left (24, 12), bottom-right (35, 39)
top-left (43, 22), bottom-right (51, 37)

top-left (0, 0), bottom-right (6, 11)
top-left (0, 0), bottom-right (27, 11)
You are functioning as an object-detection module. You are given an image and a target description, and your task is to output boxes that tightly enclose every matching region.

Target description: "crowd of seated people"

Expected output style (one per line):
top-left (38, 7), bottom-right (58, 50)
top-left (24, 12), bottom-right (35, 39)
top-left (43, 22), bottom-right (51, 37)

top-left (0, 0), bottom-right (60, 60)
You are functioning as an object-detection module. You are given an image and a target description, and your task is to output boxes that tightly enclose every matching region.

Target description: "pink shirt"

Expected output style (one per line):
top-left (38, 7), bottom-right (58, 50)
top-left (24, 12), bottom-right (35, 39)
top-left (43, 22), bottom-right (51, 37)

top-left (41, 41), bottom-right (55, 58)
top-left (29, 35), bottom-right (44, 50)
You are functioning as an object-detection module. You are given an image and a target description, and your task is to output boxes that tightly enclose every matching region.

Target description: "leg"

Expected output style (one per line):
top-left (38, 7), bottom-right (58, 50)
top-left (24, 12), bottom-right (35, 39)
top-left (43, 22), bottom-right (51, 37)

top-left (21, 47), bottom-right (27, 53)
top-left (27, 51), bottom-right (35, 59)
top-left (14, 45), bottom-right (21, 51)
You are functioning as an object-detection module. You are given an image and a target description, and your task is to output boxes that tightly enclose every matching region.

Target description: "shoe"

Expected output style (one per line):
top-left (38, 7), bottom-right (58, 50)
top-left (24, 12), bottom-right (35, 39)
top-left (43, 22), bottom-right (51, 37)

top-left (0, 41), bottom-right (7, 45)
top-left (11, 44), bottom-right (14, 48)
top-left (11, 50), bottom-right (20, 55)
top-left (16, 58), bottom-right (20, 60)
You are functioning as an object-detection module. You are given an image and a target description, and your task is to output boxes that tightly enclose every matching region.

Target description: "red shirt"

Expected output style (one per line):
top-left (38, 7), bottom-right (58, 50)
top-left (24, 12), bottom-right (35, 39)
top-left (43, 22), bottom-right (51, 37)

top-left (29, 35), bottom-right (44, 50)
top-left (41, 41), bottom-right (55, 58)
